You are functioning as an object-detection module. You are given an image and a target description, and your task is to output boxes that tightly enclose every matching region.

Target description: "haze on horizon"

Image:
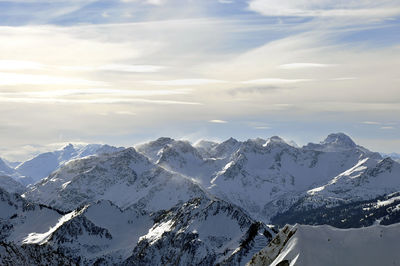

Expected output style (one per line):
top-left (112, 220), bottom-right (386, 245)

top-left (0, 0), bottom-right (399, 161)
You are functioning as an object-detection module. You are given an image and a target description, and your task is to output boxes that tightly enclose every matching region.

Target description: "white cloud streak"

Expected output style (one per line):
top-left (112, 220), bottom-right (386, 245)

top-left (279, 63), bottom-right (335, 69)
top-left (0, 72), bottom-right (105, 86)
top-left (248, 0), bottom-right (400, 18)
top-left (209, 119), bottom-right (228, 123)
top-left (242, 78), bottom-right (313, 85)
top-left (0, 97), bottom-right (201, 105)
top-left (143, 79), bottom-right (226, 86)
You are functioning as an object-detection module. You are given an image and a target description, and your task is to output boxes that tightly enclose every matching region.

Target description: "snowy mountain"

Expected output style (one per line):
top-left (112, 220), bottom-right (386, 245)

top-left (23, 147), bottom-right (206, 212)
top-left (382, 152), bottom-right (400, 163)
top-left (124, 197), bottom-right (275, 266)
top-left (21, 133), bottom-right (399, 225)
top-left (0, 158), bottom-right (16, 176)
top-left (271, 191), bottom-right (400, 228)
top-left (303, 157), bottom-right (400, 207)
top-left (0, 175), bottom-right (25, 194)
top-left (124, 133), bottom-right (394, 223)
top-left (0, 242), bottom-right (75, 265)
top-left (1, 184), bottom-right (276, 265)
top-left (248, 223), bottom-right (400, 266)
top-left (14, 144), bottom-right (124, 185)
top-left (2, 132), bottom-right (400, 265)
top-left (206, 134), bottom-right (383, 222)
top-left (0, 187), bottom-right (66, 244)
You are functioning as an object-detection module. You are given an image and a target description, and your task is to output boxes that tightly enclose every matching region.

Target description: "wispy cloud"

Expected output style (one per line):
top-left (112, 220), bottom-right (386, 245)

top-left (209, 119), bottom-right (228, 124)
top-left (0, 60), bottom-right (45, 71)
top-left (0, 96), bottom-right (201, 105)
top-left (0, 88), bottom-right (193, 97)
top-left (248, 0), bottom-right (400, 19)
top-left (279, 63), bottom-right (335, 69)
top-left (330, 77), bottom-right (358, 81)
top-left (144, 79), bottom-right (226, 86)
top-left (242, 78), bottom-right (313, 85)
top-left (361, 121), bottom-right (381, 125)
top-left (59, 64), bottom-right (166, 73)
top-left (0, 72), bottom-right (105, 86)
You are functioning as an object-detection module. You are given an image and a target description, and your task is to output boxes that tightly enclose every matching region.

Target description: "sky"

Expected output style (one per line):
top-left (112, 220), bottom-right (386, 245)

top-left (0, 0), bottom-right (399, 161)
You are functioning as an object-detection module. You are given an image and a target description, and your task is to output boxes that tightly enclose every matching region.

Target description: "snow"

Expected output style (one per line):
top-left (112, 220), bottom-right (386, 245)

top-left (22, 209), bottom-right (81, 245)
top-left (140, 220), bottom-right (175, 244)
top-left (0, 175), bottom-right (25, 194)
top-left (249, 223), bottom-right (400, 266)
top-left (303, 157), bottom-right (400, 208)
top-left (3, 133), bottom-right (400, 264)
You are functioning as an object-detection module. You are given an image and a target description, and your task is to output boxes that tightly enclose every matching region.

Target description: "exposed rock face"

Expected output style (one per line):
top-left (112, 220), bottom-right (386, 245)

top-left (124, 197), bottom-right (275, 266)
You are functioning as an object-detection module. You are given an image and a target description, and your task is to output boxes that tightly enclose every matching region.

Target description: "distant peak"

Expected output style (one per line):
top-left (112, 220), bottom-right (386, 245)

top-left (263, 136), bottom-right (287, 147)
top-left (269, 136), bottom-right (285, 142)
top-left (63, 143), bottom-right (75, 150)
top-left (152, 137), bottom-right (174, 146)
top-left (321, 133), bottom-right (356, 147)
top-left (223, 137), bottom-right (238, 145)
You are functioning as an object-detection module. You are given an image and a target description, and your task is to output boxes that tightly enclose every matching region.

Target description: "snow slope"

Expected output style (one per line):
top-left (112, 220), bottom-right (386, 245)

top-left (303, 157), bottom-right (400, 208)
top-left (248, 223), bottom-right (400, 266)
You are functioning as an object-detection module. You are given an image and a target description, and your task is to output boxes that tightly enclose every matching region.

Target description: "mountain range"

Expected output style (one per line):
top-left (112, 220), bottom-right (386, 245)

top-left (0, 133), bottom-right (399, 265)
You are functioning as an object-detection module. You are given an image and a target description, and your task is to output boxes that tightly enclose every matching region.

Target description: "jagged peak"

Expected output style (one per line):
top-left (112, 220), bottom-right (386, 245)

top-left (222, 137), bottom-right (239, 145)
top-left (321, 133), bottom-right (356, 147)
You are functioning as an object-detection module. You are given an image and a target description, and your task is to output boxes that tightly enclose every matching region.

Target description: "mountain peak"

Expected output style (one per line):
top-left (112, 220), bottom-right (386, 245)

top-left (321, 133), bottom-right (356, 148)
top-left (62, 143), bottom-right (75, 151)
top-left (263, 136), bottom-right (287, 147)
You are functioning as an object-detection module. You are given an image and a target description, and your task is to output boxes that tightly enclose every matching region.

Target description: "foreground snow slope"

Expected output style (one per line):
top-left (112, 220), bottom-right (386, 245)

top-left (248, 223), bottom-right (400, 266)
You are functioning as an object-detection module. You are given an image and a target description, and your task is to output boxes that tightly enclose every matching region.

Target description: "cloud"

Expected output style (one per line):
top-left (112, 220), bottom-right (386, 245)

top-left (0, 60), bottom-right (45, 71)
top-left (248, 0), bottom-right (400, 18)
top-left (0, 88), bottom-right (193, 97)
top-left (279, 63), bottom-right (335, 69)
top-left (242, 78), bottom-right (313, 85)
top-left (254, 126), bottom-right (270, 129)
top-left (361, 121), bottom-right (381, 125)
top-left (381, 126), bottom-right (395, 130)
top-left (121, 0), bottom-right (166, 5)
top-left (143, 79), bottom-right (226, 86)
top-left (209, 119), bottom-right (228, 124)
top-left (330, 77), bottom-right (358, 81)
top-left (0, 88), bottom-right (198, 105)
top-left (60, 64), bottom-right (165, 73)
top-left (97, 64), bottom-right (165, 73)
top-left (0, 72), bottom-right (105, 86)
top-left (0, 96), bottom-right (201, 105)
top-left (229, 85), bottom-right (280, 95)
